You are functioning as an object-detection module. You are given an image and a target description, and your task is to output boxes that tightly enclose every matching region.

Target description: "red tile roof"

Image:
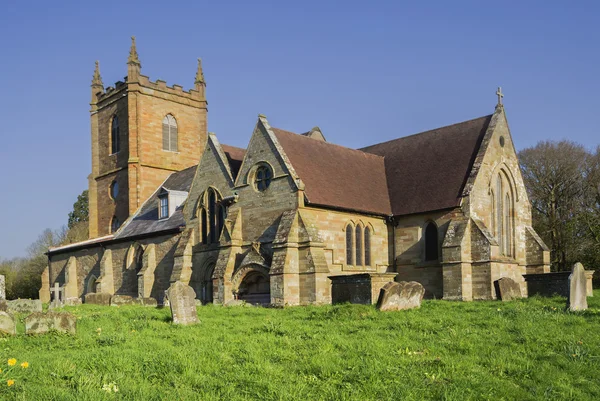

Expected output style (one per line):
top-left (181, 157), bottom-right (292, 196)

top-left (221, 144), bottom-right (246, 179)
top-left (272, 128), bottom-right (392, 215)
top-left (361, 115), bottom-right (492, 216)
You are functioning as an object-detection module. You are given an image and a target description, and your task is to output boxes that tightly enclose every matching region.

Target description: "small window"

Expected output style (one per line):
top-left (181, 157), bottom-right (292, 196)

top-left (345, 225), bottom-right (353, 265)
top-left (201, 209), bottom-right (208, 244)
top-left (159, 196), bottom-right (169, 219)
top-left (162, 114), bottom-right (178, 152)
top-left (364, 227), bottom-right (371, 266)
top-left (424, 222), bottom-right (439, 261)
top-left (499, 136), bottom-right (505, 147)
top-left (110, 216), bottom-right (120, 233)
top-left (355, 225), bottom-right (363, 266)
top-left (255, 165), bottom-right (272, 191)
top-left (110, 180), bottom-right (119, 200)
top-left (111, 115), bottom-right (120, 154)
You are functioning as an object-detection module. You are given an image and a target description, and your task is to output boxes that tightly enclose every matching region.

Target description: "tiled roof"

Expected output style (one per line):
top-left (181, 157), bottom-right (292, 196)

top-left (361, 115), bottom-right (492, 216)
top-left (221, 144), bottom-right (245, 179)
top-left (115, 165), bottom-right (197, 239)
top-left (272, 128), bottom-right (392, 215)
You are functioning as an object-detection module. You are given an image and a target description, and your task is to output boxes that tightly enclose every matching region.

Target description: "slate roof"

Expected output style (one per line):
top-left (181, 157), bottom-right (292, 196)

top-left (115, 165), bottom-right (197, 239)
top-left (221, 144), bottom-right (245, 179)
top-left (272, 128), bottom-right (392, 215)
top-left (361, 115), bottom-right (492, 216)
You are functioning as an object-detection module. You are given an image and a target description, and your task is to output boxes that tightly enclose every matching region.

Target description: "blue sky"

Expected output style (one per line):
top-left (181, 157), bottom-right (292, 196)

top-left (0, 0), bottom-right (598, 259)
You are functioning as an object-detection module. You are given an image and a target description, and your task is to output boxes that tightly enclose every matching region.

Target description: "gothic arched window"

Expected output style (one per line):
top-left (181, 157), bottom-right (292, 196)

top-left (345, 225), bottom-right (353, 265)
top-left (496, 175), bottom-right (504, 252)
top-left (208, 190), bottom-right (217, 243)
top-left (364, 227), bottom-right (371, 266)
top-left (424, 222), bottom-right (439, 261)
top-left (162, 114), bottom-right (178, 152)
top-left (505, 193), bottom-right (512, 256)
top-left (201, 209), bottom-right (208, 244)
top-left (355, 225), bottom-right (363, 266)
top-left (111, 115), bottom-right (120, 154)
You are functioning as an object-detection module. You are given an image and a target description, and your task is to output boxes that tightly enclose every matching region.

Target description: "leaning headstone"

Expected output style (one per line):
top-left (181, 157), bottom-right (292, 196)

top-left (110, 295), bottom-right (134, 306)
top-left (376, 281), bottom-right (425, 311)
top-left (0, 275), bottom-right (5, 301)
top-left (0, 312), bottom-right (16, 335)
top-left (165, 281), bottom-right (199, 325)
top-left (497, 277), bottom-right (523, 301)
top-left (84, 292), bottom-right (112, 306)
top-left (24, 312), bottom-right (77, 335)
top-left (569, 262), bottom-right (588, 311)
top-left (6, 299), bottom-right (43, 314)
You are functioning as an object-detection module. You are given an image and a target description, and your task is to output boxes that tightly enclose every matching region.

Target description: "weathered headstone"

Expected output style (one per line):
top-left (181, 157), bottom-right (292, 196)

top-left (165, 281), bottom-right (199, 325)
top-left (84, 292), bottom-right (112, 306)
top-left (24, 312), bottom-right (77, 335)
top-left (224, 299), bottom-right (252, 307)
top-left (110, 295), bottom-right (134, 306)
top-left (50, 282), bottom-right (63, 308)
top-left (0, 312), bottom-right (15, 335)
top-left (0, 275), bottom-right (5, 301)
top-left (6, 299), bottom-right (43, 314)
top-left (569, 262), bottom-right (588, 311)
top-left (496, 277), bottom-right (523, 301)
top-left (140, 297), bottom-right (158, 307)
top-left (376, 281), bottom-right (425, 311)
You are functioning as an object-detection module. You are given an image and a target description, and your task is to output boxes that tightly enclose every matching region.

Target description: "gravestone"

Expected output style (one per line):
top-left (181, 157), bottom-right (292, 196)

top-left (0, 275), bottom-right (5, 300)
top-left (24, 312), bottom-right (77, 335)
top-left (0, 312), bottom-right (15, 335)
top-left (568, 263), bottom-right (588, 311)
top-left (376, 281), bottom-right (425, 311)
top-left (6, 299), bottom-right (42, 314)
top-left (165, 281), bottom-right (199, 325)
top-left (140, 297), bottom-right (158, 307)
top-left (84, 292), bottom-right (112, 305)
top-left (110, 295), bottom-right (134, 306)
top-left (496, 277), bottom-right (523, 301)
top-left (50, 282), bottom-right (63, 308)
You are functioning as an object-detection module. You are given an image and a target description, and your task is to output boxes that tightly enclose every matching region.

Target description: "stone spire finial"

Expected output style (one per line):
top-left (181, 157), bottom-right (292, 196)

top-left (195, 58), bottom-right (205, 84)
top-left (91, 60), bottom-right (103, 87)
top-left (496, 86), bottom-right (504, 107)
top-left (127, 36), bottom-right (141, 66)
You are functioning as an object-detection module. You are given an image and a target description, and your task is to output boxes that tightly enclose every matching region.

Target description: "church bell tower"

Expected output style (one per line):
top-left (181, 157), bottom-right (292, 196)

top-left (88, 37), bottom-right (208, 238)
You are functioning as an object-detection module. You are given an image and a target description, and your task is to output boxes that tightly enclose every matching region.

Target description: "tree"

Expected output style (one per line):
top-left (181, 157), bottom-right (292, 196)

top-left (68, 190), bottom-right (89, 229)
top-left (519, 141), bottom-right (600, 272)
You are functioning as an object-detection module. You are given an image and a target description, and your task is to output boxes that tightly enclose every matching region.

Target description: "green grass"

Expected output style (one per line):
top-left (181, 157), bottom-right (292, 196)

top-left (1, 292), bottom-right (599, 400)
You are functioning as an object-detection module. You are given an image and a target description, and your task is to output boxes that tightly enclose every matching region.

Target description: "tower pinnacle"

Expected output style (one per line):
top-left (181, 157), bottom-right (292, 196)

top-left (127, 36), bottom-right (141, 66)
top-left (195, 58), bottom-right (205, 84)
top-left (91, 60), bottom-right (103, 87)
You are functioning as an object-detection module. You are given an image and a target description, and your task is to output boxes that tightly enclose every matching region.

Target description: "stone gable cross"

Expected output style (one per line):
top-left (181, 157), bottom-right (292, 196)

top-left (496, 86), bottom-right (504, 106)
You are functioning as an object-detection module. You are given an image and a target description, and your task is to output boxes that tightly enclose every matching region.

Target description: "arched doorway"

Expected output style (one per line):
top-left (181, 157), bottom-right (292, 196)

top-left (232, 265), bottom-right (270, 305)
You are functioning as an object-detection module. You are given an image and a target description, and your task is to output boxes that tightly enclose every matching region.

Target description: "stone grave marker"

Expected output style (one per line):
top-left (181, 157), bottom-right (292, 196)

top-left (84, 292), bottom-right (112, 305)
top-left (0, 275), bottom-right (5, 301)
top-left (569, 262), bottom-right (588, 311)
top-left (110, 295), bottom-right (134, 306)
top-left (6, 299), bottom-right (43, 314)
top-left (166, 281), bottom-right (199, 325)
top-left (376, 281), bottom-right (425, 311)
top-left (50, 282), bottom-right (63, 308)
top-left (0, 312), bottom-right (15, 335)
top-left (24, 312), bottom-right (77, 335)
top-left (496, 277), bottom-right (523, 301)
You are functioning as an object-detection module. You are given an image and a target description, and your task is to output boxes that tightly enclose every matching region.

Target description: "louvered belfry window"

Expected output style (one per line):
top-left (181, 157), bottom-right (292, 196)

top-left (111, 116), bottom-right (120, 154)
top-left (162, 114), bottom-right (178, 152)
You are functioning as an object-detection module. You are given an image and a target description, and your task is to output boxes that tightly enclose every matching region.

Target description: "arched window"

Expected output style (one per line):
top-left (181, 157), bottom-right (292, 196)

top-left (364, 227), bottom-right (371, 266)
top-left (355, 225), bottom-right (363, 266)
top-left (162, 114), bottom-right (178, 152)
top-left (490, 190), bottom-right (495, 235)
top-left (201, 209), bottom-right (208, 244)
top-left (255, 165), bottom-right (272, 191)
top-left (505, 193), bottom-right (512, 256)
top-left (208, 190), bottom-right (216, 243)
top-left (496, 175), bottom-right (503, 252)
top-left (110, 180), bottom-right (119, 200)
top-left (110, 216), bottom-right (120, 234)
top-left (424, 222), bottom-right (439, 261)
top-left (111, 115), bottom-right (120, 154)
top-left (345, 225), bottom-right (353, 265)
top-left (87, 275), bottom-right (97, 294)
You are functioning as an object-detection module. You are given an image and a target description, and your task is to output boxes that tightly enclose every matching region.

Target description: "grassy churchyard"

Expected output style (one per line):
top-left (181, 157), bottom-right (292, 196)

top-left (1, 293), bottom-right (599, 400)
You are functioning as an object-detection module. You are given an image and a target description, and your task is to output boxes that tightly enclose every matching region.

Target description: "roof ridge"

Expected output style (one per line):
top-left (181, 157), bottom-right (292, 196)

top-left (361, 114), bottom-right (493, 150)
top-left (271, 127), bottom-right (385, 161)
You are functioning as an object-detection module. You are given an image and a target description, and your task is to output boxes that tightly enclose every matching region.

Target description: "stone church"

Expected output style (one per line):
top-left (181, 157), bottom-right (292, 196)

top-left (41, 38), bottom-right (550, 306)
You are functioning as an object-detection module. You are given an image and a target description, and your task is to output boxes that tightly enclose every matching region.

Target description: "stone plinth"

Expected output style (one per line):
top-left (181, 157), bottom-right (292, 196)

top-left (329, 273), bottom-right (398, 305)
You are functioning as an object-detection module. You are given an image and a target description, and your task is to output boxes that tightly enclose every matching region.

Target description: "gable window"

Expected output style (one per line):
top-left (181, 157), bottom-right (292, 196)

top-left (159, 195), bottom-right (169, 219)
top-left (255, 165), bottom-right (272, 191)
top-left (162, 114), bottom-right (178, 152)
top-left (424, 222), bottom-right (439, 261)
top-left (111, 115), bottom-right (120, 154)
top-left (110, 216), bottom-right (120, 233)
top-left (345, 225), bottom-right (353, 265)
top-left (199, 188), bottom-right (226, 245)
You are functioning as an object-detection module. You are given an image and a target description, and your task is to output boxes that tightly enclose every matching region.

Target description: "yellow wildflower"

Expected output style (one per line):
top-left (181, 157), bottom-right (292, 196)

top-left (7, 359), bottom-right (16, 366)
top-left (20, 362), bottom-right (28, 369)
top-left (7, 380), bottom-right (14, 387)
